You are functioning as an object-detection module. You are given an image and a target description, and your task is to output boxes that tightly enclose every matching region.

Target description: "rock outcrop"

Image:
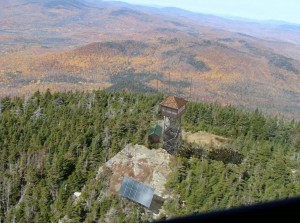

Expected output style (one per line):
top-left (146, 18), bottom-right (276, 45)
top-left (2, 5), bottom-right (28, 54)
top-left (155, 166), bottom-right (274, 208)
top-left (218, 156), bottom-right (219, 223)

top-left (97, 144), bottom-right (172, 199)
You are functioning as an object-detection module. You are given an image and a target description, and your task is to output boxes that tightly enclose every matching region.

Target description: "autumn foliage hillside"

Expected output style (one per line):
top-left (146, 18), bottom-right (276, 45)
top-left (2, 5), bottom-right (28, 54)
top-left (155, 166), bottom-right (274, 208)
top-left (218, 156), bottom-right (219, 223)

top-left (1, 0), bottom-right (300, 118)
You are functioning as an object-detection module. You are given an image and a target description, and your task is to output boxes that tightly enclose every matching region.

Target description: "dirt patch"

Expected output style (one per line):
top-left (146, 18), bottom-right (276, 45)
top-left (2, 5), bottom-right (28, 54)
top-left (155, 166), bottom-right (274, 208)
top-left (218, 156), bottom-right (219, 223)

top-left (182, 130), bottom-right (230, 148)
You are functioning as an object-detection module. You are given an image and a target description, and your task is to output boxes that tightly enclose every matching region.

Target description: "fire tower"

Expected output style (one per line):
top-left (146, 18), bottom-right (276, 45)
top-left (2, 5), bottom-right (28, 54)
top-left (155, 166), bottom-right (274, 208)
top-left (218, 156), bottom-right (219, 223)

top-left (160, 96), bottom-right (188, 155)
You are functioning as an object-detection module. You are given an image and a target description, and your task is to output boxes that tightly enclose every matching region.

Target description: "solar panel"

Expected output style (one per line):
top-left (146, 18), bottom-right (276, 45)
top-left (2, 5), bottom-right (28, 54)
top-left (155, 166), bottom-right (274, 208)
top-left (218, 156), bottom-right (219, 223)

top-left (120, 176), bottom-right (155, 208)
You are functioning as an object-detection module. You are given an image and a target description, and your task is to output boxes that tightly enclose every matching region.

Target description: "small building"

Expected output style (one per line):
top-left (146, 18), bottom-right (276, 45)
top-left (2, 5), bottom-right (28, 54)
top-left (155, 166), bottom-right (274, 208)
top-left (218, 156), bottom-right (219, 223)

top-left (160, 96), bottom-right (187, 119)
top-left (148, 124), bottom-right (163, 143)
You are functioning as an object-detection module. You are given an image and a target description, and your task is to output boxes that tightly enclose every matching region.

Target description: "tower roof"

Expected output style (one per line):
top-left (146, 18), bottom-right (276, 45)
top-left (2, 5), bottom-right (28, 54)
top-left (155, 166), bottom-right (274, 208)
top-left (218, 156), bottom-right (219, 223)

top-left (160, 96), bottom-right (188, 110)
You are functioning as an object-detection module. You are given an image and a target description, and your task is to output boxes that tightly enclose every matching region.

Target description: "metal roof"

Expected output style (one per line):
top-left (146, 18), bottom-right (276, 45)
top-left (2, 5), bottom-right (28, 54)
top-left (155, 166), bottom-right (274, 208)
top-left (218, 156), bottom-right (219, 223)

top-left (148, 124), bottom-right (163, 136)
top-left (120, 176), bottom-right (155, 208)
top-left (160, 96), bottom-right (188, 110)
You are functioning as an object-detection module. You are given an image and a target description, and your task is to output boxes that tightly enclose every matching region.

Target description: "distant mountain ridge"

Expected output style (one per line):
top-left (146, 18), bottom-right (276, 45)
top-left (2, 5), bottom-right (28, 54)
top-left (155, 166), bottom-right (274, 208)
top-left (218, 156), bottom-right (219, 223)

top-left (0, 0), bottom-right (300, 119)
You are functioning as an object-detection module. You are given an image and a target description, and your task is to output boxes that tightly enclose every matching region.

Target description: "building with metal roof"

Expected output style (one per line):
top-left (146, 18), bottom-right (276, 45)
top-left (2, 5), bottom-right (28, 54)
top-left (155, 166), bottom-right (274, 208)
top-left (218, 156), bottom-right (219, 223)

top-left (148, 124), bottom-right (163, 143)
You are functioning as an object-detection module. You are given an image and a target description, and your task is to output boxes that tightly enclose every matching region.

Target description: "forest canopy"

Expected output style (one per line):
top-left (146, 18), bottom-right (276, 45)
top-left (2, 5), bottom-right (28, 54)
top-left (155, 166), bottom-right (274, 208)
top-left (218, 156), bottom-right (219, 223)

top-left (0, 90), bottom-right (300, 222)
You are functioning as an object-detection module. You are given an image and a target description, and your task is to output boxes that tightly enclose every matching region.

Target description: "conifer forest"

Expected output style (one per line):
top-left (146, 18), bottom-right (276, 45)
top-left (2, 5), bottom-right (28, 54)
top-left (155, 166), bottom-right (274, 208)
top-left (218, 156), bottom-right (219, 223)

top-left (1, 90), bottom-right (300, 222)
